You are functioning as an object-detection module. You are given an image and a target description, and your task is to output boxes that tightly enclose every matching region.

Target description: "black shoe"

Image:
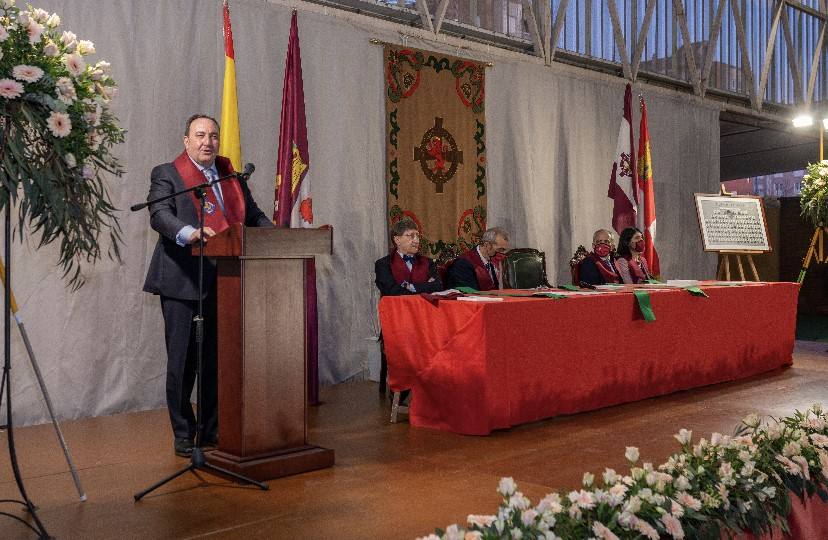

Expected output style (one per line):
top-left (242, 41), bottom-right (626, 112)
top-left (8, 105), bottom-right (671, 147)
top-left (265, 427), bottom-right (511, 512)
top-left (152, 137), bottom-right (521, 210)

top-left (174, 437), bottom-right (194, 457)
top-left (201, 438), bottom-right (218, 450)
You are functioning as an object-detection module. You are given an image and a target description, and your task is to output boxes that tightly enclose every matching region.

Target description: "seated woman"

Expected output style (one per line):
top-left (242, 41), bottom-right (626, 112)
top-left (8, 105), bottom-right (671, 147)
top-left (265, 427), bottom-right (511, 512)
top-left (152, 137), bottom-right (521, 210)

top-left (615, 227), bottom-right (654, 284)
top-left (578, 229), bottom-right (621, 285)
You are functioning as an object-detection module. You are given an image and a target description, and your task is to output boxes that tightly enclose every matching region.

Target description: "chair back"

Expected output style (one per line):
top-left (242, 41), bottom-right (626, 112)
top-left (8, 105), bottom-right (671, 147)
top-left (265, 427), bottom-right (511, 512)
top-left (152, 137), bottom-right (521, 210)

top-left (569, 245), bottom-right (589, 285)
top-left (502, 248), bottom-right (550, 289)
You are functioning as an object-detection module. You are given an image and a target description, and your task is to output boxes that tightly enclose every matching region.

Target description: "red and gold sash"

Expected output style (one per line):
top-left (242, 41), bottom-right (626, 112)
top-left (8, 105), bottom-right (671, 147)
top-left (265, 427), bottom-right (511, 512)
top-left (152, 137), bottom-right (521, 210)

top-left (624, 255), bottom-right (651, 282)
top-left (587, 253), bottom-right (621, 284)
top-left (173, 151), bottom-right (246, 234)
top-left (390, 251), bottom-right (431, 285)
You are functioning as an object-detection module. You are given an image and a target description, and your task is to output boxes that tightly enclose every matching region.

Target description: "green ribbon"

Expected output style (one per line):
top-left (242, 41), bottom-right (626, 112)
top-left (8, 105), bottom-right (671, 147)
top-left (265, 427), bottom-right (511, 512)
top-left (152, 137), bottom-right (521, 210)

top-left (685, 286), bottom-right (709, 297)
top-left (558, 284), bottom-right (581, 291)
top-left (643, 279), bottom-right (662, 285)
top-left (633, 290), bottom-right (656, 322)
top-left (454, 286), bottom-right (565, 299)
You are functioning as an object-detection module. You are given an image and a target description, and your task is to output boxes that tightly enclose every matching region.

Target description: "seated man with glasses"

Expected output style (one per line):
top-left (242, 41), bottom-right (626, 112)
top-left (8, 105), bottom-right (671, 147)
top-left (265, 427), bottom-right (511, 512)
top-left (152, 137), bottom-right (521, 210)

top-left (578, 228), bottom-right (621, 286)
top-left (446, 227), bottom-right (510, 291)
top-left (374, 219), bottom-right (443, 296)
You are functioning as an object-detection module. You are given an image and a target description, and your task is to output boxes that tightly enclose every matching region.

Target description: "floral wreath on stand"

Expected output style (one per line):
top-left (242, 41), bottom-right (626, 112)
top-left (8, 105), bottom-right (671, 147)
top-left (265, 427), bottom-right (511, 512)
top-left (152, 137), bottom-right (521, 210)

top-left (0, 1), bottom-right (124, 289)
top-left (801, 161), bottom-right (828, 228)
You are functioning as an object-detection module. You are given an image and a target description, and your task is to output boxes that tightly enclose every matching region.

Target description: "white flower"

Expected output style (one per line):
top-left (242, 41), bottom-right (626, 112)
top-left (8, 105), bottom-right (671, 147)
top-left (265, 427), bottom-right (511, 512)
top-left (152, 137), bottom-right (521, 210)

top-left (47, 111), bottom-right (72, 137)
top-left (508, 492), bottom-right (530, 511)
top-left (26, 20), bottom-right (44, 44)
top-left (64, 153), bottom-right (76, 168)
top-left (762, 486), bottom-right (777, 499)
top-left (710, 432), bottom-right (723, 446)
top-left (660, 513), bottom-right (685, 539)
top-left (60, 30), bottom-right (76, 45)
top-left (43, 42), bottom-right (59, 57)
top-left (0, 78), bottom-right (24, 99)
top-left (467, 514), bottom-right (495, 528)
top-left (55, 77), bottom-right (76, 104)
top-left (31, 8), bottom-right (48, 22)
top-left (592, 521), bottom-right (619, 540)
top-left (742, 413), bottom-right (760, 427)
top-left (464, 532), bottom-right (482, 540)
top-left (623, 495), bottom-right (642, 514)
top-left (782, 441), bottom-right (801, 457)
top-left (582, 472), bottom-right (594, 487)
top-left (510, 528), bottom-right (523, 540)
top-left (497, 477), bottom-right (516, 497)
top-left (90, 69), bottom-right (104, 81)
top-left (767, 424), bottom-right (782, 440)
top-left (77, 39), bottom-right (95, 55)
top-left (674, 475), bottom-right (690, 491)
top-left (64, 53), bottom-right (85, 77)
top-left (536, 493), bottom-right (563, 514)
top-left (567, 489), bottom-right (595, 509)
top-left (415, 535), bottom-right (440, 540)
top-left (17, 10), bottom-right (28, 25)
top-left (718, 462), bottom-right (734, 479)
top-left (84, 104), bottom-right (102, 127)
top-left (0, 25), bottom-right (8, 42)
top-left (96, 60), bottom-right (111, 73)
top-left (521, 509), bottom-right (537, 527)
top-left (444, 524), bottom-right (463, 540)
top-left (603, 468), bottom-right (618, 484)
top-left (674, 429), bottom-right (692, 445)
top-left (45, 13), bottom-right (60, 28)
top-left (820, 167), bottom-right (828, 176)
top-left (12, 64), bottom-right (44, 83)
top-left (625, 447), bottom-right (639, 462)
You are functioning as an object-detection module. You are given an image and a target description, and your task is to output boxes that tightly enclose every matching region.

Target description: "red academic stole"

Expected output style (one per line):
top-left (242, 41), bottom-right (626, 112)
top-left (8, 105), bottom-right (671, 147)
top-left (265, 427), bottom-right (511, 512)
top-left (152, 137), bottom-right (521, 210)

top-left (390, 252), bottom-right (431, 285)
top-left (624, 255), bottom-right (651, 282)
top-left (459, 249), bottom-right (496, 291)
top-left (173, 152), bottom-right (246, 234)
top-left (588, 253), bottom-right (621, 284)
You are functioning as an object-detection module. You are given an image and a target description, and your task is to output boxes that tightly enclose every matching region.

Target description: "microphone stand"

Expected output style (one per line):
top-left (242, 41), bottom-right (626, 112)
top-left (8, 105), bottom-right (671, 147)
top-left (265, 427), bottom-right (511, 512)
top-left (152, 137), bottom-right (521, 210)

top-left (132, 172), bottom-right (268, 501)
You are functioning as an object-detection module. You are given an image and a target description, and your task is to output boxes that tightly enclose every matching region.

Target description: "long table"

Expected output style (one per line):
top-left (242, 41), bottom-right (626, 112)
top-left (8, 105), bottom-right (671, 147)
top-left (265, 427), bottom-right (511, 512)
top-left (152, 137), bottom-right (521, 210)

top-left (379, 282), bottom-right (799, 435)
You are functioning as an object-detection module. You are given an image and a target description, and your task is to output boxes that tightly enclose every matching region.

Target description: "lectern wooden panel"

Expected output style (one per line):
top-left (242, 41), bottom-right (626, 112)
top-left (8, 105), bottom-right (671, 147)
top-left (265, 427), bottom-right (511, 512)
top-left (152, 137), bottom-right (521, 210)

top-left (199, 223), bottom-right (333, 480)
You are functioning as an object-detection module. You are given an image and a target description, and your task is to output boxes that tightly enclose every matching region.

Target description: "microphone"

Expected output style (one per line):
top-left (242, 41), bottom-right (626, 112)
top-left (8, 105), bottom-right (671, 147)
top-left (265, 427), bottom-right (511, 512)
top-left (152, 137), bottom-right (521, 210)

top-left (237, 163), bottom-right (255, 181)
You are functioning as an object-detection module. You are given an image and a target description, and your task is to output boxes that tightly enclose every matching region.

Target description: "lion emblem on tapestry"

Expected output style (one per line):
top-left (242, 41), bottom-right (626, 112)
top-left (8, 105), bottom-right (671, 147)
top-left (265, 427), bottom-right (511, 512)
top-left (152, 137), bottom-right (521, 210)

top-left (384, 45), bottom-right (486, 262)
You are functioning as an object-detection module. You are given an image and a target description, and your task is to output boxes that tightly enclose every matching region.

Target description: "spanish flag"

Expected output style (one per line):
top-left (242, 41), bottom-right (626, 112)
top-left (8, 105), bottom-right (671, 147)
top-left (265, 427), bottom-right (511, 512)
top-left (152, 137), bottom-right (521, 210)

top-left (637, 96), bottom-right (660, 277)
top-left (220, 0), bottom-right (242, 171)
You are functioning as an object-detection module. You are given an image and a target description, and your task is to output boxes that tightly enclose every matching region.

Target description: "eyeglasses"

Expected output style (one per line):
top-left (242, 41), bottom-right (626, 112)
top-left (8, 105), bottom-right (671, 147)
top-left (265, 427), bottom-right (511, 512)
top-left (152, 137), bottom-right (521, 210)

top-left (401, 232), bottom-right (420, 240)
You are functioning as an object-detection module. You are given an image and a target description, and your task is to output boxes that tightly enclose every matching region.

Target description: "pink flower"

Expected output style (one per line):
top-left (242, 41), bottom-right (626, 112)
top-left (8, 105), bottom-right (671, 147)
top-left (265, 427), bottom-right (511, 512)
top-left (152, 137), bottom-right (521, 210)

top-left (660, 514), bottom-right (685, 539)
top-left (77, 40), bottom-right (95, 55)
top-left (0, 25), bottom-right (8, 42)
top-left (592, 521), bottom-right (620, 540)
top-left (635, 519), bottom-right (660, 540)
top-left (55, 77), bottom-right (76, 104)
top-left (26, 20), bottom-right (44, 44)
top-left (676, 491), bottom-right (702, 511)
top-left (466, 515), bottom-right (495, 528)
top-left (567, 489), bottom-right (595, 509)
top-left (0, 78), bottom-right (24, 99)
top-left (46, 111), bottom-right (72, 138)
top-left (43, 42), bottom-right (59, 57)
top-left (63, 53), bottom-right (85, 76)
top-left (12, 64), bottom-right (44, 83)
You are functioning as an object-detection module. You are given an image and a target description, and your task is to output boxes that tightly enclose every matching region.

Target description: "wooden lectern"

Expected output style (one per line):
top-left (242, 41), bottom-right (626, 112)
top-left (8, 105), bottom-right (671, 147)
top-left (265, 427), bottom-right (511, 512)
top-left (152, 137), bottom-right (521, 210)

top-left (200, 223), bottom-right (334, 481)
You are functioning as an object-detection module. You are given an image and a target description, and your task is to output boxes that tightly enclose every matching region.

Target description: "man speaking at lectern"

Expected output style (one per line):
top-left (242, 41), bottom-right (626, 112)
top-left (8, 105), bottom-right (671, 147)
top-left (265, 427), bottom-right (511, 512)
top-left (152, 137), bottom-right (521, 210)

top-left (143, 114), bottom-right (272, 457)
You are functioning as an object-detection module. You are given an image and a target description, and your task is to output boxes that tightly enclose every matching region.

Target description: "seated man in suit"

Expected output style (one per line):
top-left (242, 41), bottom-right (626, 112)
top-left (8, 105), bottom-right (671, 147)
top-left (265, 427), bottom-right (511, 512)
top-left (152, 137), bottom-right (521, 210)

top-left (374, 219), bottom-right (443, 296)
top-left (578, 228), bottom-right (621, 285)
top-left (446, 227), bottom-right (510, 291)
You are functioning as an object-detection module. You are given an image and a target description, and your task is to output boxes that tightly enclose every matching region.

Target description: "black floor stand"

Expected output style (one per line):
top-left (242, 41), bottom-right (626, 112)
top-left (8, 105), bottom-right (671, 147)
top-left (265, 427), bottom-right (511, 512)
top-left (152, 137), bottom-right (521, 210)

top-left (0, 206), bottom-right (52, 538)
top-left (132, 182), bottom-right (267, 501)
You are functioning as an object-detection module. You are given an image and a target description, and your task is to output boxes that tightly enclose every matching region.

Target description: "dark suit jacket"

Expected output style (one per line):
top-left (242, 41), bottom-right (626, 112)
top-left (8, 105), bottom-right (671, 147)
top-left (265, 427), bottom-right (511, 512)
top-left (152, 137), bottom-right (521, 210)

top-left (143, 161), bottom-right (273, 301)
top-left (374, 254), bottom-right (443, 296)
top-left (578, 256), bottom-right (620, 285)
top-left (445, 257), bottom-right (480, 290)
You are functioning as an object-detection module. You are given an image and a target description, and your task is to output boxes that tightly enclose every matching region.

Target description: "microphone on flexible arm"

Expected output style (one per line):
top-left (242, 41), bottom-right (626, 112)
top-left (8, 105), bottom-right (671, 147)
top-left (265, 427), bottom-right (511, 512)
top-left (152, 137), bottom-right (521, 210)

top-left (237, 163), bottom-right (255, 181)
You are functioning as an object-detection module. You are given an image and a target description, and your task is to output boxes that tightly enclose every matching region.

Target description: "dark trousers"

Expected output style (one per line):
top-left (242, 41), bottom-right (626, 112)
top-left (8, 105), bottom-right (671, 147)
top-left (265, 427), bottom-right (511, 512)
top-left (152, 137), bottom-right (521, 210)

top-left (160, 292), bottom-right (218, 442)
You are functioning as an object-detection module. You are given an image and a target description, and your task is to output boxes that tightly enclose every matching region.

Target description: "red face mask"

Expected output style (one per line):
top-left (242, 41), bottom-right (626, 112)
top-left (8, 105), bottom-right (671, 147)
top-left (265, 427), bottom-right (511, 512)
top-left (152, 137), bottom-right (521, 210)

top-left (633, 240), bottom-right (646, 253)
top-left (492, 252), bottom-right (507, 264)
top-left (594, 244), bottom-right (612, 258)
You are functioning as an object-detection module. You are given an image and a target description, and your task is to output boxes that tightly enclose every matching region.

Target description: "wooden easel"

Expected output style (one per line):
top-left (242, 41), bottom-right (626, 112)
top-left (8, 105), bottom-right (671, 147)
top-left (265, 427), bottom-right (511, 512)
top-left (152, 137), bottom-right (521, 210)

top-left (717, 250), bottom-right (761, 281)
top-left (797, 224), bottom-right (828, 283)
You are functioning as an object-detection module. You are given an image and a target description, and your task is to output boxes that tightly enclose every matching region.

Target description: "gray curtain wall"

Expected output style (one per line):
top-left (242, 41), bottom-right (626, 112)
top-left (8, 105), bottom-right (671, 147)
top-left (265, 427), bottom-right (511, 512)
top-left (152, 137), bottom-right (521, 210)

top-left (4, 0), bottom-right (719, 426)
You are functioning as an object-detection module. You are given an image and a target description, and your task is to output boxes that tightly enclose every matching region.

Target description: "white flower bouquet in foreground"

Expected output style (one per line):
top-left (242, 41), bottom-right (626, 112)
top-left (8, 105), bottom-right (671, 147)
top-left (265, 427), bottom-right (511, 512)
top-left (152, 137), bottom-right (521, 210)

top-left (0, 1), bottom-right (124, 288)
top-left (421, 405), bottom-right (828, 540)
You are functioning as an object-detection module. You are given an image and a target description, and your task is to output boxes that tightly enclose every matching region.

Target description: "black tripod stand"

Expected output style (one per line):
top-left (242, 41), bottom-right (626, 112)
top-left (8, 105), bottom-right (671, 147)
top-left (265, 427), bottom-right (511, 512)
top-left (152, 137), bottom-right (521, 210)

top-left (131, 170), bottom-right (268, 501)
top-left (0, 199), bottom-right (52, 538)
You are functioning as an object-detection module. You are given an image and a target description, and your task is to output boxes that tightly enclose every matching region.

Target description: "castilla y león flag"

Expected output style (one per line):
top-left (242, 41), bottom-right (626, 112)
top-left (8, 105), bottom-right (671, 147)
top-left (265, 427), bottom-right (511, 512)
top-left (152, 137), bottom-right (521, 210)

top-left (273, 11), bottom-right (319, 404)
top-left (637, 96), bottom-right (660, 277)
top-left (274, 10), bottom-right (311, 227)
top-left (607, 83), bottom-right (639, 234)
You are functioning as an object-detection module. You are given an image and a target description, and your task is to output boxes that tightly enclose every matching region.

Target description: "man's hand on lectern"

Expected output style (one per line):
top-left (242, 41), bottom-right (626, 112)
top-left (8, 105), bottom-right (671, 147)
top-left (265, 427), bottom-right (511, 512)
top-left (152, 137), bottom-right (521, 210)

top-left (188, 227), bottom-right (216, 244)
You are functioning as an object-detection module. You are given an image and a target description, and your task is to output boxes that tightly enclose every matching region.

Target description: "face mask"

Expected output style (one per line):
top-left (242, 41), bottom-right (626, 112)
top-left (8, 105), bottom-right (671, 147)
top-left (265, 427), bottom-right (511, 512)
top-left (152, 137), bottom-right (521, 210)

top-left (633, 240), bottom-right (646, 253)
top-left (594, 244), bottom-right (611, 258)
top-left (492, 252), bottom-right (506, 264)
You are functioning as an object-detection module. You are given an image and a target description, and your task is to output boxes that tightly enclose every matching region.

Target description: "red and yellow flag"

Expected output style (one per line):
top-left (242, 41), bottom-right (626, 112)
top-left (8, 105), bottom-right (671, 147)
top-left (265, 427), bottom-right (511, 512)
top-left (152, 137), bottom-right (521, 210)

top-left (637, 96), bottom-right (660, 277)
top-left (220, 0), bottom-right (242, 171)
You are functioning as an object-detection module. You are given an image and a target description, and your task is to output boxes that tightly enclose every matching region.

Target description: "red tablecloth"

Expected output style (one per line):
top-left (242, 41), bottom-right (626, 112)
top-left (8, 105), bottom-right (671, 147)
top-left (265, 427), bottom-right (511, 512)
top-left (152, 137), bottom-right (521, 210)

top-left (379, 283), bottom-right (799, 435)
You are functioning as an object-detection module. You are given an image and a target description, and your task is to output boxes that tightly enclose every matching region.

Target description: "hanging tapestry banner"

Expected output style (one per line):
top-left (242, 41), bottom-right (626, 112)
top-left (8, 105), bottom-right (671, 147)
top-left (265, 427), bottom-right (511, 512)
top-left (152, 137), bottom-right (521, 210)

top-left (384, 45), bottom-right (487, 260)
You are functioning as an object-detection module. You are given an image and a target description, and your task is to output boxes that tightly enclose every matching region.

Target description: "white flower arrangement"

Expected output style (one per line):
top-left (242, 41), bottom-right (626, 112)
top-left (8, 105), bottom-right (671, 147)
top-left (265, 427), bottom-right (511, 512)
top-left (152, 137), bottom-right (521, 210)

top-left (421, 405), bottom-right (828, 540)
top-left (0, 1), bottom-right (124, 288)
top-left (801, 161), bottom-right (828, 227)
